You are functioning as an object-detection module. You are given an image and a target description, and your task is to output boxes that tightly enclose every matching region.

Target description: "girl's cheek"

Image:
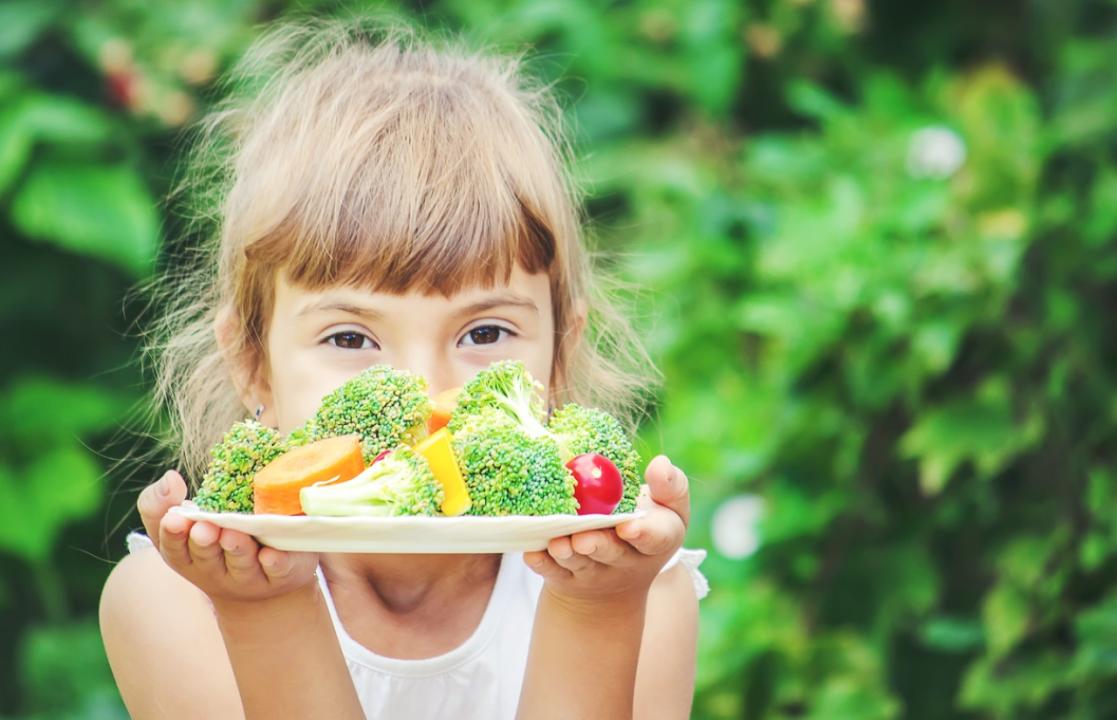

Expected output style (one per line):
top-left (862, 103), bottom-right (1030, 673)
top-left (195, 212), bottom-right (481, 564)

top-left (270, 360), bottom-right (352, 433)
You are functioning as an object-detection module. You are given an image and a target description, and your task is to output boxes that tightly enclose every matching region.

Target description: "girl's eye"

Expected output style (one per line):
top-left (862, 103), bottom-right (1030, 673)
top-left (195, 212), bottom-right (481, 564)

top-left (326, 331), bottom-right (377, 350)
top-left (460, 325), bottom-right (513, 347)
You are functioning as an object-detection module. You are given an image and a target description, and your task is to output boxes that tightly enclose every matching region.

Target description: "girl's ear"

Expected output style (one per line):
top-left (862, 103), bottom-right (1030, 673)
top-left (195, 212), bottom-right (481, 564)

top-left (214, 305), bottom-right (275, 425)
top-left (551, 298), bottom-right (588, 405)
top-left (568, 298), bottom-right (588, 349)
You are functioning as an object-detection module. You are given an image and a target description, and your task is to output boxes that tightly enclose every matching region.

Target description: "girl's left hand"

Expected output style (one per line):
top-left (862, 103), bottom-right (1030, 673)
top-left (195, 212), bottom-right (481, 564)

top-left (523, 454), bottom-right (689, 607)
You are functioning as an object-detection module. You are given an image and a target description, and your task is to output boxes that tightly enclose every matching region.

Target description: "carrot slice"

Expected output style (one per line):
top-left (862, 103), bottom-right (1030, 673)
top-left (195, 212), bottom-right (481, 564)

top-left (254, 435), bottom-right (365, 515)
top-left (427, 387), bottom-right (461, 434)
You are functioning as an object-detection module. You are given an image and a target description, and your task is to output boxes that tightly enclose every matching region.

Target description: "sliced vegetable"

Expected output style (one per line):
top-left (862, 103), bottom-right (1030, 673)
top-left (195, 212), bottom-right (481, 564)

top-left (254, 435), bottom-right (365, 515)
top-left (567, 453), bottom-right (623, 515)
top-left (427, 387), bottom-right (461, 434)
top-left (414, 427), bottom-right (472, 516)
top-left (300, 448), bottom-right (443, 517)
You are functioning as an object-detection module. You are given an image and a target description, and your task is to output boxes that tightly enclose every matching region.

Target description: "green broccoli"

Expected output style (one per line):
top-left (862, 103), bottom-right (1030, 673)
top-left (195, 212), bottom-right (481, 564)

top-left (194, 420), bottom-right (286, 512)
top-left (448, 360), bottom-right (645, 515)
top-left (304, 365), bottom-right (432, 462)
top-left (299, 447), bottom-right (444, 517)
top-left (548, 403), bottom-right (643, 513)
top-left (448, 360), bottom-right (549, 438)
top-left (452, 408), bottom-right (578, 516)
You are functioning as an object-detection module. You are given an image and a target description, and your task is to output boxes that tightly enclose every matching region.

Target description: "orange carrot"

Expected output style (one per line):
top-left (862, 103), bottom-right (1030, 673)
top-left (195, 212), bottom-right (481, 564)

top-left (254, 435), bottom-right (365, 515)
top-left (427, 387), bottom-right (461, 434)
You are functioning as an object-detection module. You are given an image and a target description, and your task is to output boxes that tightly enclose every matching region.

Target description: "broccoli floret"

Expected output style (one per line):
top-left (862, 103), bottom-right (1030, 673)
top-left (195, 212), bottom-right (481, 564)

top-left (548, 403), bottom-right (643, 513)
top-left (194, 420), bottom-right (286, 513)
top-left (452, 408), bottom-right (578, 516)
top-left (299, 448), bottom-right (444, 517)
top-left (448, 360), bottom-right (549, 438)
top-left (285, 422), bottom-right (315, 449)
top-left (306, 365), bottom-right (431, 462)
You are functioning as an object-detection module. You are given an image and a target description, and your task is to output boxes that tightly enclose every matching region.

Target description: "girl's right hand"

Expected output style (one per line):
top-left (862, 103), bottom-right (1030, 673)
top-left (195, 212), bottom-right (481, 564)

top-left (136, 470), bottom-right (320, 605)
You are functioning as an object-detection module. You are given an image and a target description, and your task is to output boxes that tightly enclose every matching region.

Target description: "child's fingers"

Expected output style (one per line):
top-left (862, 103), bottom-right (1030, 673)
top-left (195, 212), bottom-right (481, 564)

top-left (158, 511), bottom-right (193, 569)
top-left (187, 521), bottom-right (225, 575)
top-left (258, 546), bottom-right (316, 585)
top-left (547, 536), bottom-right (594, 574)
top-left (616, 505), bottom-right (686, 557)
top-left (571, 530), bottom-right (629, 566)
top-left (138, 470), bottom-right (188, 550)
top-left (643, 455), bottom-right (690, 527)
top-left (523, 550), bottom-right (571, 582)
top-left (258, 546), bottom-right (290, 581)
top-left (219, 529), bottom-right (265, 584)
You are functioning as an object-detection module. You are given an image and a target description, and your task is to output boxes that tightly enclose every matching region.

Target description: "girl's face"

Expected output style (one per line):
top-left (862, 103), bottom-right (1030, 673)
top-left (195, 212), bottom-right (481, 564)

top-left (258, 264), bottom-right (556, 434)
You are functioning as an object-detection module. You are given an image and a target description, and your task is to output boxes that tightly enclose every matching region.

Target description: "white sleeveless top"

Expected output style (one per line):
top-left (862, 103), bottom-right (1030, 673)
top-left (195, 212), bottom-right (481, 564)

top-left (126, 533), bottom-right (708, 720)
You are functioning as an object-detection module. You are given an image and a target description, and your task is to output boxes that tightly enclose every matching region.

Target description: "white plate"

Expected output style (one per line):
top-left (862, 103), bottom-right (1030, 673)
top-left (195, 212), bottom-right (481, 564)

top-left (169, 503), bottom-right (644, 554)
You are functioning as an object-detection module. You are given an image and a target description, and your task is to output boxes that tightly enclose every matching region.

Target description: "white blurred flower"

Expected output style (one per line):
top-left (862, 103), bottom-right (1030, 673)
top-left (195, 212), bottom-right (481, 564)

top-left (711, 494), bottom-right (764, 559)
top-left (906, 126), bottom-right (966, 179)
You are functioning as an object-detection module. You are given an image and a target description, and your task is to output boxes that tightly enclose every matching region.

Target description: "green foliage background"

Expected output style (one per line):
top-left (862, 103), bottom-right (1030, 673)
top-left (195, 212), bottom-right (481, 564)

top-left (2, 1), bottom-right (1116, 717)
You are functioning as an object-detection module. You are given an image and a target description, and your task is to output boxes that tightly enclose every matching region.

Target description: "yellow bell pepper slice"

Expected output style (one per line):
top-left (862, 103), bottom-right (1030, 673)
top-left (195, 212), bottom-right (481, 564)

top-left (414, 428), bottom-right (471, 516)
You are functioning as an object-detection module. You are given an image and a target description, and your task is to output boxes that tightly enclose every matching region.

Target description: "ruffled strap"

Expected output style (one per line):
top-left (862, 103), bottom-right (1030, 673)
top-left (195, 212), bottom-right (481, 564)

top-left (126, 531), bottom-right (155, 554)
top-left (660, 547), bottom-right (709, 600)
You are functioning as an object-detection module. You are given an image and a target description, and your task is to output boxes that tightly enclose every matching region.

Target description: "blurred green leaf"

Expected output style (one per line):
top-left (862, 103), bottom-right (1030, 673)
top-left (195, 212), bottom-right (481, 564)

top-left (1, 376), bottom-right (132, 447)
top-left (920, 616), bottom-right (986, 652)
top-left (0, 98), bottom-right (33, 196)
top-left (1073, 595), bottom-right (1117, 676)
top-left (787, 80), bottom-right (847, 122)
top-left (0, 446), bottom-right (103, 562)
top-left (18, 619), bottom-right (127, 719)
top-left (900, 379), bottom-right (1042, 495)
top-left (0, 0), bottom-right (59, 59)
top-left (17, 92), bottom-right (114, 146)
top-left (982, 581), bottom-right (1031, 658)
top-left (10, 162), bottom-right (160, 275)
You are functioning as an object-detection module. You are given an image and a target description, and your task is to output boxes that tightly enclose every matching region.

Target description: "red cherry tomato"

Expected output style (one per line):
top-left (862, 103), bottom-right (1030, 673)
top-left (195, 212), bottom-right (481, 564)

top-left (567, 453), bottom-right (623, 515)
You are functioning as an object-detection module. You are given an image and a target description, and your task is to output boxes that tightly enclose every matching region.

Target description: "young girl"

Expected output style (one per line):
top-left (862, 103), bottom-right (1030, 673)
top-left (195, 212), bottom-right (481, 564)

top-left (100, 19), bottom-right (707, 720)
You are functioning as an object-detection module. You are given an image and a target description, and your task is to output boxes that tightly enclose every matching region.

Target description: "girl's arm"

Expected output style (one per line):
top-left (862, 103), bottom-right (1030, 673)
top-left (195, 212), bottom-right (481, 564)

top-left (101, 471), bottom-right (365, 720)
top-left (518, 456), bottom-right (697, 720)
top-left (634, 563), bottom-right (699, 718)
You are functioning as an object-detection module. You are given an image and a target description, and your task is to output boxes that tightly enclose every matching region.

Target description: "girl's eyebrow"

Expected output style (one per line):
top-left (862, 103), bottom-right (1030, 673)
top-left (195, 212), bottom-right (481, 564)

top-left (453, 293), bottom-right (539, 318)
top-left (296, 300), bottom-right (385, 320)
top-left (295, 293), bottom-right (538, 320)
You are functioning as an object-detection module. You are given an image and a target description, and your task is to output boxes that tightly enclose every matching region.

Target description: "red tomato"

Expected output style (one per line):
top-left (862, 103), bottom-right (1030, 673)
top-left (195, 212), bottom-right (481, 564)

top-left (567, 453), bottom-right (623, 515)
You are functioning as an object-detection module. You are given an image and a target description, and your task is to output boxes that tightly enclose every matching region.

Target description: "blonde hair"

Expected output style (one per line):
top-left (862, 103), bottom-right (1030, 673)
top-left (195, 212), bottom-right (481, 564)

top-left (151, 17), bottom-right (659, 483)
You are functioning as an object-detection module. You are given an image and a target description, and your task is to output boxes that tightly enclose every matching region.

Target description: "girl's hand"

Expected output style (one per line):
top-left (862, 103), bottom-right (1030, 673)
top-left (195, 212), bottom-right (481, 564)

top-left (137, 469), bottom-right (189, 552)
top-left (523, 455), bottom-right (689, 608)
top-left (137, 470), bottom-right (319, 606)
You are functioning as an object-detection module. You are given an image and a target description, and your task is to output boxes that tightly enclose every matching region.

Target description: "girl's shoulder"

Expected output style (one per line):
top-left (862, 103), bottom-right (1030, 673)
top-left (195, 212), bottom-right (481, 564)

top-left (100, 543), bottom-right (243, 716)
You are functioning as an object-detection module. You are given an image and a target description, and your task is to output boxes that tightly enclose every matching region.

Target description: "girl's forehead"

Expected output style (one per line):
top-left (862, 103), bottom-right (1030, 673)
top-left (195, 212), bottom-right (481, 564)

top-left (274, 263), bottom-right (553, 317)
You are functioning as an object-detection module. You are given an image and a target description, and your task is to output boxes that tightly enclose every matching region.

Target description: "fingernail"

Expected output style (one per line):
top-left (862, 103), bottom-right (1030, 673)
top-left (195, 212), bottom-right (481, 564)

top-left (156, 472), bottom-right (171, 497)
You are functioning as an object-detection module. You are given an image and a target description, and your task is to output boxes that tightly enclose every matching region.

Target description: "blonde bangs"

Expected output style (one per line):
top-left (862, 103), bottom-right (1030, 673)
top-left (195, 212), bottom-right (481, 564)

top-left (223, 31), bottom-right (565, 299)
top-left (245, 128), bottom-right (557, 297)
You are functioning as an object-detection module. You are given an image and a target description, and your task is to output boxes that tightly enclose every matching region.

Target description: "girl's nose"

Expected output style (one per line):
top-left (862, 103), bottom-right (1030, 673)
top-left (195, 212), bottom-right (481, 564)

top-left (388, 348), bottom-right (454, 396)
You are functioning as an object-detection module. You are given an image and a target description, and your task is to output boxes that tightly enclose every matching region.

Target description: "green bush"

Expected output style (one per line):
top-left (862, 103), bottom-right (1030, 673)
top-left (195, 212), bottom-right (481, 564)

top-left (1, 1), bottom-right (1115, 717)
